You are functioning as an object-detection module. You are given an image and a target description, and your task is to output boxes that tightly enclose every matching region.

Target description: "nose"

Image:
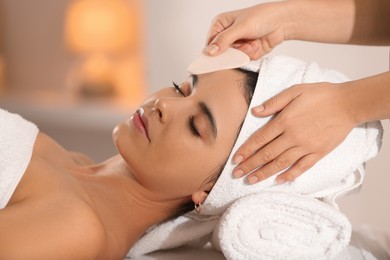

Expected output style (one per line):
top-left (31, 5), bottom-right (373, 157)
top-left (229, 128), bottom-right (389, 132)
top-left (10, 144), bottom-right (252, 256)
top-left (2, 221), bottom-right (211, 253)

top-left (153, 97), bottom-right (188, 123)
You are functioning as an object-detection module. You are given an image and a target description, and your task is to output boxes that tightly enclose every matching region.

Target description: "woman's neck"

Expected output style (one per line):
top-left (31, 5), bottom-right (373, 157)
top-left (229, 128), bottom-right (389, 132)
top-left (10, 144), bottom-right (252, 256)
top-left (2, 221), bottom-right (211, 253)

top-left (75, 155), bottom-right (184, 254)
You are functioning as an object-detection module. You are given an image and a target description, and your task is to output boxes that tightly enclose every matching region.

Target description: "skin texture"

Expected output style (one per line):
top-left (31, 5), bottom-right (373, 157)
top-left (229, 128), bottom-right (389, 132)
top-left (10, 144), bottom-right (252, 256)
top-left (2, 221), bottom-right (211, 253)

top-left (113, 71), bottom-right (248, 200)
top-left (0, 69), bottom-right (248, 259)
top-left (205, 0), bottom-right (390, 184)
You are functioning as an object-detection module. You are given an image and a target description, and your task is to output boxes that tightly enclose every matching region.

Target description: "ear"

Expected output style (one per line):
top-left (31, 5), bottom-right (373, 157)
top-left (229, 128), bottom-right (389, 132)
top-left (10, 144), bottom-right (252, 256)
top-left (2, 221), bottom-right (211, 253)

top-left (191, 190), bottom-right (209, 205)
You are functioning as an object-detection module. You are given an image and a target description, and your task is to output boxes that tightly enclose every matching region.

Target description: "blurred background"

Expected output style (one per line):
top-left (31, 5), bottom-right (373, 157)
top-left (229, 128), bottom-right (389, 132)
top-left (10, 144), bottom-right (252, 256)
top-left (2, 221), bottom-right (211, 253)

top-left (0, 0), bottom-right (389, 234)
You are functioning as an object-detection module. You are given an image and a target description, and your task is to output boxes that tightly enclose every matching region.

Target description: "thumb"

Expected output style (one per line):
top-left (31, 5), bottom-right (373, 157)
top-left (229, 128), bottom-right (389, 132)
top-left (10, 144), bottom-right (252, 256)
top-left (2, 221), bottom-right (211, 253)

top-left (206, 25), bottom-right (244, 56)
top-left (252, 86), bottom-right (300, 117)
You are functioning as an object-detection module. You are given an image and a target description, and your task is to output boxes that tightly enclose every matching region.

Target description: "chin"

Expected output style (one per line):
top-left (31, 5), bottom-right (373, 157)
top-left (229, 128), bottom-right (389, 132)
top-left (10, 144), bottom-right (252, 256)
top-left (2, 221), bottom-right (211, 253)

top-left (112, 122), bottom-right (144, 166)
top-left (112, 124), bottom-right (121, 143)
top-left (112, 123), bottom-right (130, 152)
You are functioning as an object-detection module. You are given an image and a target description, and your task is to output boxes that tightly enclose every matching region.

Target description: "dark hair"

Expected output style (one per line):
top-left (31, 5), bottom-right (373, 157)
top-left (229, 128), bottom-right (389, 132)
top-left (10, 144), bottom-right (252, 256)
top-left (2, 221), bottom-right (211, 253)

top-left (171, 69), bottom-right (259, 219)
top-left (236, 68), bottom-right (258, 105)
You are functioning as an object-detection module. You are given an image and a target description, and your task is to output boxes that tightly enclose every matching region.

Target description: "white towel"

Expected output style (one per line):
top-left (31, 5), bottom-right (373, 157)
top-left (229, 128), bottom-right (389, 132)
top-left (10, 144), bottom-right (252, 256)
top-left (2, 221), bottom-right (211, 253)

top-left (0, 108), bottom-right (39, 209)
top-left (212, 191), bottom-right (352, 260)
top-left (202, 55), bottom-right (382, 215)
top-left (127, 55), bottom-right (383, 258)
top-left (128, 214), bottom-right (218, 257)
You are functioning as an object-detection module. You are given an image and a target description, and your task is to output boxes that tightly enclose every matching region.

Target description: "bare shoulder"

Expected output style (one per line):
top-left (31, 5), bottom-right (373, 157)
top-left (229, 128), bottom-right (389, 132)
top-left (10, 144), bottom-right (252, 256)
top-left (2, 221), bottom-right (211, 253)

top-left (35, 132), bottom-right (95, 166)
top-left (0, 198), bottom-right (107, 259)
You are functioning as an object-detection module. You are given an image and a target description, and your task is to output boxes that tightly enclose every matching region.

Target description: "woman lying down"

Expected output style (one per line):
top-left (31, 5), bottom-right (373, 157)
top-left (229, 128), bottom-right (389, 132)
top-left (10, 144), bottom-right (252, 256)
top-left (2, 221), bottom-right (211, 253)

top-left (0, 54), bottom-right (382, 259)
top-left (0, 64), bottom-right (256, 258)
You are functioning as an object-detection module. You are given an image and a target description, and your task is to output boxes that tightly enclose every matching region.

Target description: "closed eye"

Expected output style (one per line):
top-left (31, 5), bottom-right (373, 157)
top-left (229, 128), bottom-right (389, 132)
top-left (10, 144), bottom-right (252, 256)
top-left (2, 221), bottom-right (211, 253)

top-left (188, 115), bottom-right (201, 137)
top-left (173, 81), bottom-right (185, 96)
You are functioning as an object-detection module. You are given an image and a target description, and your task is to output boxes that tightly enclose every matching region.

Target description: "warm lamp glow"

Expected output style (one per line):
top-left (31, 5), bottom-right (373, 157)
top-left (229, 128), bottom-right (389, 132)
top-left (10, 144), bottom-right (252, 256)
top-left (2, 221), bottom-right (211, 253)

top-left (114, 55), bottom-right (145, 104)
top-left (65, 0), bottom-right (135, 54)
top-left (64, 0), bottom-right (146, 104)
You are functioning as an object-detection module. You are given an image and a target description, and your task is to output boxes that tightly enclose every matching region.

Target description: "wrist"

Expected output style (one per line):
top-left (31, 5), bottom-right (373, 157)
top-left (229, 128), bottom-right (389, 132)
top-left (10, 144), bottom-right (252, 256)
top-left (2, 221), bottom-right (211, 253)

top-left (282, 0), bottom-right (316, 41)
top-left (339, 82), bottom-right (362, 125)
top-left (282, 0), bottom-right (355, 43)
top-left (341, 72), bottom-right (390, 123)
top-left (278, 0), bottom-right (301, 41)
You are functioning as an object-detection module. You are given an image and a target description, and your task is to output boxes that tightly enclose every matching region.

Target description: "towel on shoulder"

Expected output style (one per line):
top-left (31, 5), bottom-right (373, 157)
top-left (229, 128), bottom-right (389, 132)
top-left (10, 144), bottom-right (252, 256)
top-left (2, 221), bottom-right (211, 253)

top-left (0, 108), bottom-right (39, 209)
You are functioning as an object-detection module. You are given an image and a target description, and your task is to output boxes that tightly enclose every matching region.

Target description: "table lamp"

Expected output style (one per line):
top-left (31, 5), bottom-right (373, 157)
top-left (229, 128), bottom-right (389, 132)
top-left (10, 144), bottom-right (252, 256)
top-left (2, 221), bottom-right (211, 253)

top-left (65, 0), bottom-right (145, 103)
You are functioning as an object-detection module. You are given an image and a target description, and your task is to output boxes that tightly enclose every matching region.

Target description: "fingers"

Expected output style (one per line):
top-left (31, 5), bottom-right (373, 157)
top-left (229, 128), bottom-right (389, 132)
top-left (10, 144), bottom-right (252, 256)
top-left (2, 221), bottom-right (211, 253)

top-left (233, 39), bottom-right (264, 60)
top-left (233, 87), bottom-right (301, 164)
top-left (206, 24), bottom-right (247, 56)
top-left (206, 34), bottom-right (267, 60)
top-left (275, 154), bottom-right (319, 183)
top-left (233, 119), bottom-right (282, 165)
top-left (205, 12), bottom-right (243, 56)
top-left (247, 153), bottom-right (319, 185)
top-left (252, 85), bottom-right (302, 117)
top-left (245, 147), bottom-right (302, 184)
top-left (233, 133), bottom-right (292, 178)
top-left (205, 11), bottom-right (262, 57)
top-left (205, 13), bottom-right (234, 46)
top-left (251, 37), bottom-right (274, 59)
top-left (236, 38), bottom-right (277, 60)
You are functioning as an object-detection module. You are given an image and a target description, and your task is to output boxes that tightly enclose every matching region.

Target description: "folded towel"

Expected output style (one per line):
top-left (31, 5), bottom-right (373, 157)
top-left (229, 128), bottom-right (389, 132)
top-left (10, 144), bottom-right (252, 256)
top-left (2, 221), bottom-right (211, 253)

top-left (0, 108), bottom-right (39, 209)
top-left (128, 214), bottom-right (218, 257)
top-left (212, 191), bottom-right (352, 260)
top-left (128, 55), bottom-right (383, 258)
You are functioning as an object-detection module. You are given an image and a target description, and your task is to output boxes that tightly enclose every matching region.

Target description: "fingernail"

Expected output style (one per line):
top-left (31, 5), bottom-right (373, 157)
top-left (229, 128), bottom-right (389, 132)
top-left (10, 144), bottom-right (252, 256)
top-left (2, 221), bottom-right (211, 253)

top-left (252, 105), bottom-right (264, 114)
top-left (233, 169), bottom-right (244, 179)
top-left (207, 44), bottom-right (220, 55)
top-left (233, 155), bottom-right (243, 165)
top-left (248, 175), bottom-right (259, 184)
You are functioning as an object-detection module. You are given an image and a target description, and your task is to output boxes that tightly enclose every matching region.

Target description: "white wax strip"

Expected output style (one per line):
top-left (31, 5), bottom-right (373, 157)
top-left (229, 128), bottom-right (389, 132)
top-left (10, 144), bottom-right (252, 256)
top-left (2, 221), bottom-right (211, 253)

top-left (188, 47), bottom-right (250, 75)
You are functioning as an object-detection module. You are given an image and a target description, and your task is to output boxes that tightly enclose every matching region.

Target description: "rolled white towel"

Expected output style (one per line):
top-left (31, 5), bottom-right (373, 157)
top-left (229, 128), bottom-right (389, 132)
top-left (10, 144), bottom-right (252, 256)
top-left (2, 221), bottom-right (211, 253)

top-left (127, 214), bottom-right (218, 258)
top-left (212, 191), bottom-right (352, 260)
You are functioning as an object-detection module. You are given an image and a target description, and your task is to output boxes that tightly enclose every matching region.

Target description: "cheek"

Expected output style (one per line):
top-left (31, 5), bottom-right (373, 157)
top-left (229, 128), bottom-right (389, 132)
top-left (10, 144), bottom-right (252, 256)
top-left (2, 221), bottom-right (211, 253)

top-left (112, 122), bottom-right (148, 168)
top-left (141, 137), bottom-right (223, 196)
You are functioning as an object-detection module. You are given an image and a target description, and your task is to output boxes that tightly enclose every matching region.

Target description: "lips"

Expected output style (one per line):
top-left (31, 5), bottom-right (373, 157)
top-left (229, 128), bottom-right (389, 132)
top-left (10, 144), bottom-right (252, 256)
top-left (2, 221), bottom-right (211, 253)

top-left (131, 108), bottom-right (150, 141)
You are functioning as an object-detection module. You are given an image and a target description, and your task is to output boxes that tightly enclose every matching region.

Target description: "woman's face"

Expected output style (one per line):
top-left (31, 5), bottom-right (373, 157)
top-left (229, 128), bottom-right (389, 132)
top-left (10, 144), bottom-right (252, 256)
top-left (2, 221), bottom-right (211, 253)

top-left (113, 69), bottom-right (248, 200)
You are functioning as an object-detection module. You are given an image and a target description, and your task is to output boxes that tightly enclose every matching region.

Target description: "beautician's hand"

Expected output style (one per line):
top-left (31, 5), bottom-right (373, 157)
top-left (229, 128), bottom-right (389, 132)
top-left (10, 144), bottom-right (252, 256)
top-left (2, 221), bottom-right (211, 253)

top-left (205, 2), bottom-right (288, 60)
top-left (206, 0), bottom-right (390, 58)
top-left (232, 82), bottom-right (357, 184)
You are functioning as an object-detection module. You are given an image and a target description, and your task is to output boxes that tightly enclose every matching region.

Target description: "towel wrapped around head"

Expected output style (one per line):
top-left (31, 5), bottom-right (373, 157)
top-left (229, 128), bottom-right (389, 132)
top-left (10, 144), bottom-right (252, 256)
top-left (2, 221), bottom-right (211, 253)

top-left (127, 55), bottom-right (383, 259)
top-left (202, 55), bottom-right (382, 215)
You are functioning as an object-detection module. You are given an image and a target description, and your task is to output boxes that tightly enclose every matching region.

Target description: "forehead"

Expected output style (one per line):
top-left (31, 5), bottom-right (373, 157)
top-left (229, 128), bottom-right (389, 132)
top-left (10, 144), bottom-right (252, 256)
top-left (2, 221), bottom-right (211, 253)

top-left (192, 69), bottom-right (248, 138)
top-left (192, 69), bottom-right (248, 99)
top-left (191, 69), bottom-right (246, 96)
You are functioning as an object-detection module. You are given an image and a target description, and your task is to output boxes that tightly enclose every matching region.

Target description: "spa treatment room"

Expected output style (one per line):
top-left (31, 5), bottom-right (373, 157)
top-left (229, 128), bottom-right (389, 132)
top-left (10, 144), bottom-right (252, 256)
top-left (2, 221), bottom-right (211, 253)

top-left (0, 0), bottom-right (389, 259)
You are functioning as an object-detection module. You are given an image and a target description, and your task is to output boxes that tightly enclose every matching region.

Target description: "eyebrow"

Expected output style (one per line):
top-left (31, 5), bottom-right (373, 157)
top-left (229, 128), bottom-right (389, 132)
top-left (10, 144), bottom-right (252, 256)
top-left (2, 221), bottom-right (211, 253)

top-left (199, 101), bottom-right (217, 139)
top-left (192, 74), bottom-right (198, 88)
top-left (190, 74), bottom-right (217, 138)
